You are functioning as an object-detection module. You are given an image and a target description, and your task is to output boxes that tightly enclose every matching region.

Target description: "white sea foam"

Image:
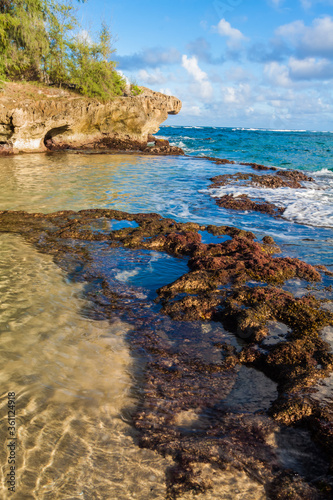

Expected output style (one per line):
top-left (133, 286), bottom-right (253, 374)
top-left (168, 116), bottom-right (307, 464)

top-left (312, 168), bottom-right (333, 177)
top-left (115, 269), bottom-right (139, 282)
top-left (207, 180), bottom-right (333, 228)
top-left (170, 140), bottom-right (186, 148)
top-left (232, 127), bottom-right (309, 133)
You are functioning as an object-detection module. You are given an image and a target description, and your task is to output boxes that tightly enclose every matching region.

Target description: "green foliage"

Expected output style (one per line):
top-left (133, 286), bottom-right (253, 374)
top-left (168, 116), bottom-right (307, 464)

top-left (0, 0), bottom-right (49, 80)
top-left (130, 84), bottom-right (142, 96)
top-left (0, 0), bottom-right (126, 100)
top-left (67, 25), bottom-right (126, 100)
top-left (44, 0), bottom-right (77, 84)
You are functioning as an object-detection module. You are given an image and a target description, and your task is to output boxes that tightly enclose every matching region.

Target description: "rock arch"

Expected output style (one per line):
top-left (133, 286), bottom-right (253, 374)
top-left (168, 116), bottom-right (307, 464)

top-left (44, 125), bottom-right (71, 149)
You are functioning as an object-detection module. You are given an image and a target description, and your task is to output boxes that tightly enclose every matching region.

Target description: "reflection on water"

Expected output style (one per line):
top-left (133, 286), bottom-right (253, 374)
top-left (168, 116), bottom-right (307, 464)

top-left (88, 242), bottom-right (189, 297)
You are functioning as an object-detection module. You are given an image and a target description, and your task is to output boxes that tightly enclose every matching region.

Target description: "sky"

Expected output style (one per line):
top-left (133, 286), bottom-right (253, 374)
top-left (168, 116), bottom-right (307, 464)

top-left (77, 0), bottom-right (333, 130)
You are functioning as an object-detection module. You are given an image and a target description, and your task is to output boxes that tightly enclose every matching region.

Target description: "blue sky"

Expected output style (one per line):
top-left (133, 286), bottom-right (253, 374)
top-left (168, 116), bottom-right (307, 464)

top-left (78, 0), bottom-right (333, 130)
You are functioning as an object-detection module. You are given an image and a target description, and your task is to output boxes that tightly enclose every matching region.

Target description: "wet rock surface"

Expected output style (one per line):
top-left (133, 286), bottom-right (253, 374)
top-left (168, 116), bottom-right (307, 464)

top-left (205, 162), bottom-right (315, 218)
top-left (0, 143), bottom-right (14, 155)
top-left (0, 208), bottom-right (332, 498)
top-left (215, 194), bottom-right (285, 215)
top-left (209, 170), bottom-right (313, 190)
top-left (45, 135), bottom-right (185, 156)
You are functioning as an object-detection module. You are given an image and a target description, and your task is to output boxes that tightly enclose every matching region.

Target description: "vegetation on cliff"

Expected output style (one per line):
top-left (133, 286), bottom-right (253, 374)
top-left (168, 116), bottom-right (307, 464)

top-left (0, 0), bottom-right (128, 100)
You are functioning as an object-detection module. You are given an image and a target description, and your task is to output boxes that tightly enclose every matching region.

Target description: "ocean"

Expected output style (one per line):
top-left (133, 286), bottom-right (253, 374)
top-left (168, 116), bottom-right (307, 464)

top-left (0, 127), bottom-right (332, 499)
top-left (159, 125), bottom-right (333, 229)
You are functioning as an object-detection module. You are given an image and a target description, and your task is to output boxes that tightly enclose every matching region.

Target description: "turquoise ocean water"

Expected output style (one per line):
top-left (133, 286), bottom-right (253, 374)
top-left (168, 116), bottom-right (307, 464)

top-left (159, 126), bottom-right (333, 172)
top-left (155, 126), bottom-right (333, 269)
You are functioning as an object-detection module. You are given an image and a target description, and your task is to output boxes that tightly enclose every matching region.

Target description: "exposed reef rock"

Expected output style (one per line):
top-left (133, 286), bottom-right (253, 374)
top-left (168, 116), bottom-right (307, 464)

top-left (200, 156), bottom-right (278, 172)
top-left (0, 208), bottom-right (332, 498)
top-left (209, 170), bottom-right (314, 190)
top-left (215, 194), bottom-right (285, 215)
top-left (206, 163), bottom-right (315, 218)
top-left (0, 82), bottom-right (182, 153)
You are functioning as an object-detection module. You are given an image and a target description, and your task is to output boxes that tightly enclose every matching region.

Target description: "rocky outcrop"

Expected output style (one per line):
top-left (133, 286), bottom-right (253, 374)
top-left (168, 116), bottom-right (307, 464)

top-left (0, 83), bottom-right (182, 153)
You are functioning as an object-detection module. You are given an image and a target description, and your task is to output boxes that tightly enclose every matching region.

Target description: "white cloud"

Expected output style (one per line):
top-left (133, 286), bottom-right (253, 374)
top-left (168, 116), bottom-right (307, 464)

top-left (117, 47), bottom-right (181, 70)
top-left (300, 0), bottom-right (333, 9)
top-left (276, 16), bottom-right (333, 58)
top-left (221, 83), bottom-right (252, 106)
top-left (263, 56), bottom-right (333, 85)
top-left (225, 66), bottom-right (254, 82)
top-left (289, 57), bottom-right (333, 79)
top-left (222, 86), bottom-right (237, 104)
top-left (77, 30), bottom-right (93, 45)
top-left (117, 70), bottom-right (130, 86)
top-left (182, 55), bottom-right (208, 82)
top-left (170, 78), bottom-right (333, 129)
top-left (181, 103), bottom-right (203, 116)
top-left (264, 62), bottom-right (292, 87)
top-left (159, 88), bottom-right (173, 96)
top-left (137, 69), bottom-right (167, 85)
top-left (214, 19), bottom-right (248, 49)
top-left (181, 55), bottom-right (213, 99)
top-left (276, 20), bottom-right (305, 41)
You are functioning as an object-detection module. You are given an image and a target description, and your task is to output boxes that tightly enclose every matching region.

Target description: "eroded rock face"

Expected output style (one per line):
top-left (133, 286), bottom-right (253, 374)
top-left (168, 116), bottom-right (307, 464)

top-left (0, 83), bottom-right (182, 153)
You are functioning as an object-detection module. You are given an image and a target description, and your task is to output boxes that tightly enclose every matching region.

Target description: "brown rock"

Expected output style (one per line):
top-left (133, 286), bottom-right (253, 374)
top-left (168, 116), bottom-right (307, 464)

top-left (0, 83), bottom-right (182, 153)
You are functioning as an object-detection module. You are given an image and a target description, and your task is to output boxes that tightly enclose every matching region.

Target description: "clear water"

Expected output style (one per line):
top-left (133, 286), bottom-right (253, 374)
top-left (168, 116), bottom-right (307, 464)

top-left (0, 126), bottom-right (332, 498)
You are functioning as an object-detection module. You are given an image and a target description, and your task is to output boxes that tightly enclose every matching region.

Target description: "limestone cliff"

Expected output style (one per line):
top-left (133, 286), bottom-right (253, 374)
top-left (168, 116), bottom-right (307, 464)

top-left (0, 83), bottom-right (182, 153)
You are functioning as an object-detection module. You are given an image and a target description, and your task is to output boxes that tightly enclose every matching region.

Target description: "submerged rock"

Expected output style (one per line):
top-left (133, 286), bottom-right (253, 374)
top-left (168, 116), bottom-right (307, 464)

top-left (209, 171), bottom-right (313, 190)
top-left (0, 208), bottom-right (332, 498)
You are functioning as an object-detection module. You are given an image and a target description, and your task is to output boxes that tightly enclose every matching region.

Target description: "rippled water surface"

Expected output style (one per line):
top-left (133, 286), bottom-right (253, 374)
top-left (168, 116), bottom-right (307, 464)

top-left (0, 128), bottom-right (332, 498)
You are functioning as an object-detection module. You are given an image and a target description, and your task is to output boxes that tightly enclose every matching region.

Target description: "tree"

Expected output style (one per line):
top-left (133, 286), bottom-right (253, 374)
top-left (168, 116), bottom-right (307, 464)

top-left (0, 0), bottom-right (49, 80)
top-left (0, 0), bottom-right (126, 100)
top-left (68, 23), bottom-right (125, 99)
top-left (44, 0), bottom-right (77, 84)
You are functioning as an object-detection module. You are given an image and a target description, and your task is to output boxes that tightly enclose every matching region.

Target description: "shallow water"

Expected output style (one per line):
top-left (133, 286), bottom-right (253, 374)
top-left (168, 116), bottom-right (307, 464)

top-left (0, 137), bottom-right (332, 498)
top-left (0, 234), bottom-right (271, 499)
top-left (0, 234), bottom-right (173, 499)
